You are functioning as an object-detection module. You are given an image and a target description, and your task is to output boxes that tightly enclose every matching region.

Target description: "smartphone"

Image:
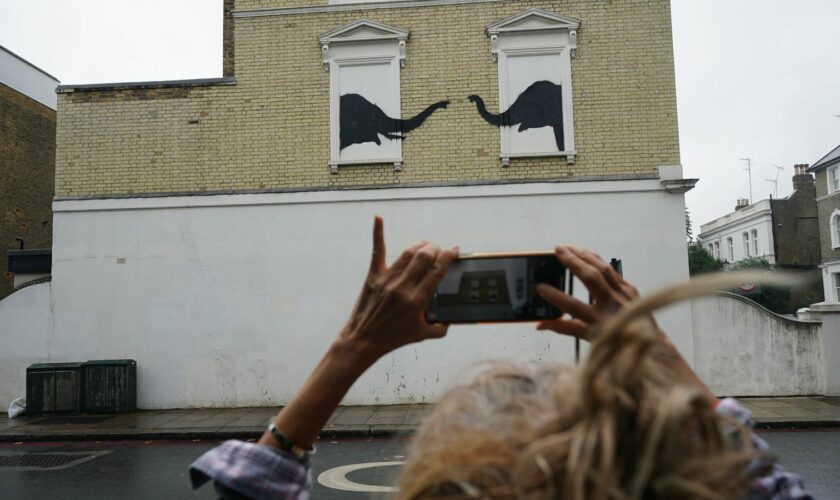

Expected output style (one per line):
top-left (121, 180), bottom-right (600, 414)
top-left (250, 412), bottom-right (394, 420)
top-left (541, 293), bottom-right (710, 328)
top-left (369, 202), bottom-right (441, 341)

top-left (425, 251), bottom-right (567, 324)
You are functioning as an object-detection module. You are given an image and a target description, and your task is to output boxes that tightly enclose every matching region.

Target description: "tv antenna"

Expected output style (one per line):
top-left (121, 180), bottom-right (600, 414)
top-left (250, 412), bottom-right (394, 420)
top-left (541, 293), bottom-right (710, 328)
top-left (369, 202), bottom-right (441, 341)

top-left (740, 158), bottom-right (753, 203)
top-left (766, 164), bottom-right (784, 198)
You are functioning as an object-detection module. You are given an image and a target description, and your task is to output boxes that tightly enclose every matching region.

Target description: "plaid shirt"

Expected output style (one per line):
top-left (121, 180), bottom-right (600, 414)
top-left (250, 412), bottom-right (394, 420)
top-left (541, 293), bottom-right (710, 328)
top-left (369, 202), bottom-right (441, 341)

top-left (189, 399), bottom-right (810, 499)
top-left (716, 398), bottom-right (813, 500)
top-left (190, 440), bottom-right (312, 499)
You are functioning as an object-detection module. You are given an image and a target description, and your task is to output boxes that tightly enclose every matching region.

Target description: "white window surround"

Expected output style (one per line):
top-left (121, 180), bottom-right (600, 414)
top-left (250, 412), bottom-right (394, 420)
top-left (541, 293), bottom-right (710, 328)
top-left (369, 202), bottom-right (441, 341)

top-left (831, 209), bottom-right (840, 249)
top-left (319, 20), bottom-right (409, 173)
top-left (835, 272), bottom-right (840, 302)
top-left (727, 237), bottom-right (734, 261)
top-left (485, 9), bottom-right (579, 166)
top-left (743, 232), bottom-right (751, 258)
top-left (829, 165), bottom-right (840, 194)
top-left (751, 229), bottom-right (758, 256)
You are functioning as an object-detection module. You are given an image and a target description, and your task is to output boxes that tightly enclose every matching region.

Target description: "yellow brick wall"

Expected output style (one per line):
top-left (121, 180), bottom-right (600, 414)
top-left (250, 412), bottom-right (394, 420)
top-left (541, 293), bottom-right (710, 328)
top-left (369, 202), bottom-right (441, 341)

top-left (56, 0), bottom-right (679, 197)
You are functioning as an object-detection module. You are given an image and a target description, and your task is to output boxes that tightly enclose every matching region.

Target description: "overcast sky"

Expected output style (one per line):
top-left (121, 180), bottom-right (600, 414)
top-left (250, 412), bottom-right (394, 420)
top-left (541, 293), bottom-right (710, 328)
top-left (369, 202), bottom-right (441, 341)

top-left (2, 0), bottom-right (839, 231)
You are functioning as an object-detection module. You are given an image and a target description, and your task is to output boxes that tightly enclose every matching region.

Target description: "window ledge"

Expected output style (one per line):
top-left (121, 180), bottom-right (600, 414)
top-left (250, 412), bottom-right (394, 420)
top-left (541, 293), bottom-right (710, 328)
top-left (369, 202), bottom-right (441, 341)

top-left (500, 151), bottom-right (576, 166)
top-left (330, 158), bottom-right (403, 174)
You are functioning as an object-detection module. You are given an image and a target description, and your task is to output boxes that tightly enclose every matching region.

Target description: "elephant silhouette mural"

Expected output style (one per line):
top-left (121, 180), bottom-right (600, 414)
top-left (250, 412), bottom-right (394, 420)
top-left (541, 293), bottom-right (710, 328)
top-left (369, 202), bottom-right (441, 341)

top-left (340, 94), bottom-right (450, 150)
top-left (468, 80), bottom-right (564, 151)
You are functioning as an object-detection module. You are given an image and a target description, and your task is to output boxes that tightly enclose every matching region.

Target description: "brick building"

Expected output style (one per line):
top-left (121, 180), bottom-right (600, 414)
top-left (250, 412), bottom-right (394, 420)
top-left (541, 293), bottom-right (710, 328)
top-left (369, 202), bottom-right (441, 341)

top-left (770, 166), bottom-right (821, 268)
top-left (2, 0), bottom-right (697, 408)
top-left (808, 144), bottom-right (840, 302)
top-left (0, 45), bottom-right (58, 299)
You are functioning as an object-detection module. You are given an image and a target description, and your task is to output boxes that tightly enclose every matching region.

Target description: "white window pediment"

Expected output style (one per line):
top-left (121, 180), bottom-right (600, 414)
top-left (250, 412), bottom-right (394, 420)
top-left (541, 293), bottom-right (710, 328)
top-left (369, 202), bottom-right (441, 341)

top-left (319, 19), bottom-right (409, 44)
top-left (319, 20), bottom-right (409, 71)
top-left (487, 8), bottom-right (581, 35)
top-left (487, 8), bottom-right (580, 60)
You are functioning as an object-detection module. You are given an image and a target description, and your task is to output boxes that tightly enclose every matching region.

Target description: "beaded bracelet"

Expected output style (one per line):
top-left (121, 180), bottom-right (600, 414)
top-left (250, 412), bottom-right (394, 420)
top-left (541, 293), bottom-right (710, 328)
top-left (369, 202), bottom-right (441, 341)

top-left (267, 421), bottom-right (317, 457)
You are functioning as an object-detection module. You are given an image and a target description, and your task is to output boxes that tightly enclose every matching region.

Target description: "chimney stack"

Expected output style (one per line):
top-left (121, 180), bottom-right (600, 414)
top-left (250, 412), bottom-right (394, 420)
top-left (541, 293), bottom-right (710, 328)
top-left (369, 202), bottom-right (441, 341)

top-left (792, 163), bottom-right (815, 194)
top-left (735, 198), bottom-right (750, 210)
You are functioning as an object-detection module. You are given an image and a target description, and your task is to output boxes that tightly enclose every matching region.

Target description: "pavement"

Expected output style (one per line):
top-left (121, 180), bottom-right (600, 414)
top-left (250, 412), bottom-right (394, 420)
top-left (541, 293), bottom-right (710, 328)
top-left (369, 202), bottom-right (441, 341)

top-left (3, 397), bottom-right (840, 442)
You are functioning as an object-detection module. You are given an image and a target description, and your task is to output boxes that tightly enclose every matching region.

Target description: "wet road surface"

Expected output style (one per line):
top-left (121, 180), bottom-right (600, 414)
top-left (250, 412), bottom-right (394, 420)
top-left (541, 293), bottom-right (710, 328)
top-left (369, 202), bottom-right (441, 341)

top-left (1, 431), bottom-right (837, 499)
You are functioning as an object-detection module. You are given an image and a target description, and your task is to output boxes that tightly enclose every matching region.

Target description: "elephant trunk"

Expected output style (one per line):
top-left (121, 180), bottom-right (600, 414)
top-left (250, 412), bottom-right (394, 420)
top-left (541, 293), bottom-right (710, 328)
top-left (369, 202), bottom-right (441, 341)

top-left (399, 100), bottom-right (450, 134)
top-left (468, 95), bottom-right (501, 127)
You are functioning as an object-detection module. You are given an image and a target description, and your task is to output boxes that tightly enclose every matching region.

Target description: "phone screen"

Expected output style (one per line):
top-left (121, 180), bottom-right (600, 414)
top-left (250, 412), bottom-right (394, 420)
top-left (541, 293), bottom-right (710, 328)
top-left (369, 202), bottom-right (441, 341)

top-left (425, 253), bottom-right (567, 324)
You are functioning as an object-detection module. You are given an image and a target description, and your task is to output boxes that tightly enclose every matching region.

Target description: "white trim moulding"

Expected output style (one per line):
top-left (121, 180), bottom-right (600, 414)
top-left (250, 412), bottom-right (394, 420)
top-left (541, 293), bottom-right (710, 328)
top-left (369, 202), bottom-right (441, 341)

top-left (53, 176), bottom-right (678, 213)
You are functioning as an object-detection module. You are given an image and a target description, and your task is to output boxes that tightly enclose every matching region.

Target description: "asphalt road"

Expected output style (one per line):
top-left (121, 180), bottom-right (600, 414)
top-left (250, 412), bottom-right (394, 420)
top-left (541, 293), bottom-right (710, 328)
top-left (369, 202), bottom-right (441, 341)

top-left (1, 431), bottom-right (837, 499)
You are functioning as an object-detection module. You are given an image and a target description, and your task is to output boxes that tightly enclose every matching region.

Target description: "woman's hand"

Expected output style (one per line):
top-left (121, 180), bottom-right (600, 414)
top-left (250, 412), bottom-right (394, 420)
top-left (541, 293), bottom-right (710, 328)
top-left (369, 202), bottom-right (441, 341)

top-left (338, 216), bottom-right (459, 361)
top-left (261, 216), bottom-right (457, 451)
top-left (535, 245), bottom-right (640, 341)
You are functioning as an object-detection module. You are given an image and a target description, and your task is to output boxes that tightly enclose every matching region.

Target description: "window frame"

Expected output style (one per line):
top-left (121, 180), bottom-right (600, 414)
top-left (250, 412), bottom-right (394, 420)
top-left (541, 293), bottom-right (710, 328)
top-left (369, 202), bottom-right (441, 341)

top-left (486, 9), bottom-right (579, 167)
top-left (834, 272), bottom-right (840, 302)
top-left (829, 165), bottom-right (840, 194)
top-left (831, 209), bottom-right (840, 249)
top-left (727, 237), bottom-right (734, 261)
top-left (751, 229), bottom-right (759, 256)
top-left (714, 241), bottom-right (720, 260)
top-left (743, 232), bottom-right (751, 258)
top-left (319, 20), bottom-right (409, 173)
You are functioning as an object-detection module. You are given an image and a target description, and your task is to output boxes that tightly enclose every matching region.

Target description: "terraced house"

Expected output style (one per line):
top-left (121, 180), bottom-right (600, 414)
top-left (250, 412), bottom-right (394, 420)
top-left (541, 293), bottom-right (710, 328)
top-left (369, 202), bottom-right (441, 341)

top-left (809, 144), bottom-right (840, 303)
top-left (4, 0), bottom-right (697, 409)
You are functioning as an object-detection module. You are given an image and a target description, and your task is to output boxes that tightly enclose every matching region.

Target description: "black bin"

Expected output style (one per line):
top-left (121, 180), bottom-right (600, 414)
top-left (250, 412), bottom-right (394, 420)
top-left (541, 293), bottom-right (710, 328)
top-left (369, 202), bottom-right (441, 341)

top-left (26, 362), bottom-right (84, 414)
top-left (81, 359), bottom-right (137, 413)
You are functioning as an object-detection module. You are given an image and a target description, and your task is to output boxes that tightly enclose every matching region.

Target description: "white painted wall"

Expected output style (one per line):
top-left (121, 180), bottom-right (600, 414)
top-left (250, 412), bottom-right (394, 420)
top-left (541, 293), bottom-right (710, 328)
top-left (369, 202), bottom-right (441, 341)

top-left (698, 200), bottom-right (775, 264)
top-left (0, 283), bottom-right (53, 406)
top-left (2, 179), bottom-right (694, 408)
top-left (0, 45), bottom-right (58, 109)
top-left (692, 293), bottom-right (824, 396)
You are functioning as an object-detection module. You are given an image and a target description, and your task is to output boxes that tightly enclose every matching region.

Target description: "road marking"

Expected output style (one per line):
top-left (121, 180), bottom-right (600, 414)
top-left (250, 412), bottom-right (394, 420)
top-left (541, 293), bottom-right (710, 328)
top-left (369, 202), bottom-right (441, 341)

top-left (317, 461), bottom-right (404, 492)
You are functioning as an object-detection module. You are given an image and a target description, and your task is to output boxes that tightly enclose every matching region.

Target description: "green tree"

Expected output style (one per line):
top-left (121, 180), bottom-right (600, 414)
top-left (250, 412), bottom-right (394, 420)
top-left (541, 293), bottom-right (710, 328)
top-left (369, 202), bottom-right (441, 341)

top-left (688, 244), bottom-right (723, 275)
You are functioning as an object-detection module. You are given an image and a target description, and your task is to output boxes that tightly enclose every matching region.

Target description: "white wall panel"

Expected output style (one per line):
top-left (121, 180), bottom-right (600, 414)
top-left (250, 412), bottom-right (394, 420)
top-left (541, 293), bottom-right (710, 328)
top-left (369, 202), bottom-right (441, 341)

top-left (20, 180), bottom-right (693, 408)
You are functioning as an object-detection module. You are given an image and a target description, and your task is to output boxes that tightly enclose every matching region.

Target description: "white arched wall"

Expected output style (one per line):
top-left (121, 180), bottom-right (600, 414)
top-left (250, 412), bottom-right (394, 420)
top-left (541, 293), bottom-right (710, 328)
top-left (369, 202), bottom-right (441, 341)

top-left (0, 283), bottom-right (53, 406)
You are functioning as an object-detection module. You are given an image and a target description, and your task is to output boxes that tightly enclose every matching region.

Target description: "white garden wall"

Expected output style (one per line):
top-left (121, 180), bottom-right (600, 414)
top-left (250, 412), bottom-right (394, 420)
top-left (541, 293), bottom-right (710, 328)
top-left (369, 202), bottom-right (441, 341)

top-left (692, 293), bottom-right (824, 396)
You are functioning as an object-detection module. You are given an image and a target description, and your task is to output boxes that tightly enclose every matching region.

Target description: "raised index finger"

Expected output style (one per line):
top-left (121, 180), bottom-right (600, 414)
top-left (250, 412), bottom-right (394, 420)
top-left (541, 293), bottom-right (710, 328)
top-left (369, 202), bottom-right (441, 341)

top-left (369, 216), bottom-right (386, 274)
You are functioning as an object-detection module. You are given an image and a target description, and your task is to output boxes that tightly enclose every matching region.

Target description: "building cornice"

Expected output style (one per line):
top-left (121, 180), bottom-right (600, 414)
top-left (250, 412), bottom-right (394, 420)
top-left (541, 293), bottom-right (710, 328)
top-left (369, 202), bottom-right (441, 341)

top-left (698, 206), bottom-right (773, 238)
top-left (57, 77), bottom-right (237, 93)
top-left (233, 0), bottom-right (503, 17)
top-left (53, 174), bottom-right (664, 210)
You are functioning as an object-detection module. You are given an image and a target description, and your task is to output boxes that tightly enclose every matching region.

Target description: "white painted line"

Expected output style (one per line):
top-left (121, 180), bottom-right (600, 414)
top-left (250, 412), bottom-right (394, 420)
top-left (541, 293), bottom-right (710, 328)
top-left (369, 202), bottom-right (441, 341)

top-left (317, 461), bottom-right (404, 492)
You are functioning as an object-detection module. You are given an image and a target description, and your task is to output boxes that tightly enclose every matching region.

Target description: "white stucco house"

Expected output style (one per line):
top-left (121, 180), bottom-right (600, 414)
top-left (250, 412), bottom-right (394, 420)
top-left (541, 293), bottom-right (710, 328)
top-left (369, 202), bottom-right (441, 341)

top-left (698, 199), bottom-right (775, 264)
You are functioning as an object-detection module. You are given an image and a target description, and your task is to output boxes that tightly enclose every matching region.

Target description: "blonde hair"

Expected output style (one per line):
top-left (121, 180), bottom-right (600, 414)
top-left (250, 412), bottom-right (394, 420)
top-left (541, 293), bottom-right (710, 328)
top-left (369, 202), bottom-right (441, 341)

top-left (398, 271), bottom-right (795, 500)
